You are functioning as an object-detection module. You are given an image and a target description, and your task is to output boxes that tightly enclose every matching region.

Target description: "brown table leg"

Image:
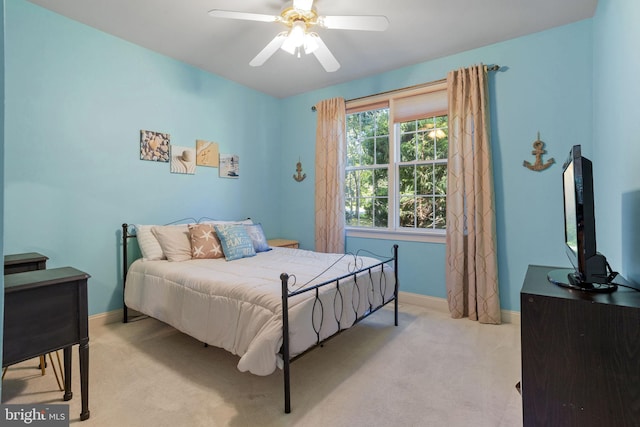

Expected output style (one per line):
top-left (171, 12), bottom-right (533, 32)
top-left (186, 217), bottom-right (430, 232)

top-left (62, 344), bottom-right (90, 421)
top-left (79, 340), bottom-right (90, 421)
top-left (63, 346), bottom-right (72, 401)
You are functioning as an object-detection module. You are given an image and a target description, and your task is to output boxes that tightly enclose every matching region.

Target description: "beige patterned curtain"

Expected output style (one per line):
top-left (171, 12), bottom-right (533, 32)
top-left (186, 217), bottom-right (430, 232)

top-left (445, 65), bottom-right (501, 324)
top-left (314, 97), bottom-right (346, 253)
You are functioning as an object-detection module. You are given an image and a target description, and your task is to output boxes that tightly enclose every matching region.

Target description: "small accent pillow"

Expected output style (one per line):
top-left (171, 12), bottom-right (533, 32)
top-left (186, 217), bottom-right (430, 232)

top-left (151, 225), bottom-right (192, 262)
top-left (214, 224), bottom-right (256, 261)
top-left (134, 225), bottom-right (166, 261)
top-left (188, 224), bottom-right (224, 259)
top-left (244, 223), bottom-right (271, 253)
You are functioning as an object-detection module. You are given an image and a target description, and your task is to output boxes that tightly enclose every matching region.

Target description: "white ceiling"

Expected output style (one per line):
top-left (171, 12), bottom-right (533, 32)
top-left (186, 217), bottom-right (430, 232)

top-left (26, 0), bottom-right (598, 98)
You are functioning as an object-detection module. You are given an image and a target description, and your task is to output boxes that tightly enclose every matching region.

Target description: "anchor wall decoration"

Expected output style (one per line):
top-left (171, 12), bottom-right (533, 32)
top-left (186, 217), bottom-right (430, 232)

top-left (293, 159), bottom-right (306, 182)
top-left (523, 132), bottom-right (554, 171)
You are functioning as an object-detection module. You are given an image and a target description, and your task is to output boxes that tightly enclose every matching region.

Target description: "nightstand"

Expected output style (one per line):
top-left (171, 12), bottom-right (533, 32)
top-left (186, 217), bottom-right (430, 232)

top-left (268, 239), bottom-right (299, 249)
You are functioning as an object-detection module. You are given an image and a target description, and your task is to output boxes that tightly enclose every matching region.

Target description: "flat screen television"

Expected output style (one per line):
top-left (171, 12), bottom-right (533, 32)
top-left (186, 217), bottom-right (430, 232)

top-left (547, 144), bottom-right (617, 292)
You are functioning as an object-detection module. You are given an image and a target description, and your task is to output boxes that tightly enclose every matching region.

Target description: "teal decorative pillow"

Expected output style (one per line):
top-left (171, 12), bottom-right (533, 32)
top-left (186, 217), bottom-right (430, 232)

top-left (214, 224), bottom-right (257, 261)
top-left (244, 223), bottom-right (272, 253)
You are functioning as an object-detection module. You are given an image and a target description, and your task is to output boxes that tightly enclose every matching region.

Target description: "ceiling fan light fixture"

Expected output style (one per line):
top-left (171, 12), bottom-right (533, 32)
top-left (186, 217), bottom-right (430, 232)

top-left (304, 33), bottom-right (319, 54)
top-left (280, 20), bottom-right (306, 55)
top-left (280, 39), bottom-right (296, 55)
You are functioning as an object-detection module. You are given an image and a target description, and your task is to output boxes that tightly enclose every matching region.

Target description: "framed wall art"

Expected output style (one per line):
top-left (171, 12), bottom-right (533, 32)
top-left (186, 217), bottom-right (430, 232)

top-left (196, 140), bottom-right (219, 167)
top-left (140, 130), bottom-right (170, 162)
top-left (219, 154), bottom-right (239, 178)
top-left (170, 145), bottom-right (196, 175)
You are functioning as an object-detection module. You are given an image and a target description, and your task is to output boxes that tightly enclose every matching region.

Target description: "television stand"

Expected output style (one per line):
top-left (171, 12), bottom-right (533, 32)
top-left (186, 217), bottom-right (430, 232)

top-left (547, 268), bottom-right (618, 293)
top-left (521, 265), bottom-right (640, 427)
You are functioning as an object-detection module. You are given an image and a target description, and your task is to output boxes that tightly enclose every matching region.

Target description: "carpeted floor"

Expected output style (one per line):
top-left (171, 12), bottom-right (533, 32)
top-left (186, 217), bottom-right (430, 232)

top-left (2, 303), bottom-right (523, 426)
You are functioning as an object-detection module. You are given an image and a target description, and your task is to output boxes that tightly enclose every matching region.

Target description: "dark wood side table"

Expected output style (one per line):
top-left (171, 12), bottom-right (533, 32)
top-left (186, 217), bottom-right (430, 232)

top-left (3, 267), bottom-right (91, 421)
top-left (4, 252), bottom-right (48, 275)
top-left (4, 251), bottom-right (52, 376)
top-left (520, 265), bottom-right (640, 427)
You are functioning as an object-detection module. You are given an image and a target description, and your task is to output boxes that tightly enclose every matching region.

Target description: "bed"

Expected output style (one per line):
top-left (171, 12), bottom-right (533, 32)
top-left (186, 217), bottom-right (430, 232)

top-left (121, 220), bottom-right (398, 413)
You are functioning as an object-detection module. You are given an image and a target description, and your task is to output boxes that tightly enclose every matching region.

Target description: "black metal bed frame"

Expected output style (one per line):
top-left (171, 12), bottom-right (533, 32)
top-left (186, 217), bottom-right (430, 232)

top-left (121, 223), bottom-right (399, 413)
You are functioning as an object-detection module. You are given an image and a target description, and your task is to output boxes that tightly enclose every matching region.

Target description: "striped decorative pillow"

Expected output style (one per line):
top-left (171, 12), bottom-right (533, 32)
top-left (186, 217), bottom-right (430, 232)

top-left (134, 225), bottom-right (166, 261)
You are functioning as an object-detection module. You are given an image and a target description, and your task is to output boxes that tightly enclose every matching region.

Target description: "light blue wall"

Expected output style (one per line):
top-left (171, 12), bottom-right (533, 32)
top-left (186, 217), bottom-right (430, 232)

top-left (280, 21), bottom-right (594, 311)
top-left (4, 0), bottom-right (282, 315)
top-left (592, 0), bottom-right (640, 285)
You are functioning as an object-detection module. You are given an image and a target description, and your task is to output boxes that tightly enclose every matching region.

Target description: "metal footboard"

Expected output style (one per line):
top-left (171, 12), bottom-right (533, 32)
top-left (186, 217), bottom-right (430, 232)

top-left (280, 244), bottom-right (399, 413)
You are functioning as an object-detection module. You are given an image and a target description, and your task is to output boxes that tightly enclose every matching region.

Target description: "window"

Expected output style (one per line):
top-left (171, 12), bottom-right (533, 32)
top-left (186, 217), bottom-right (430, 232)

top-left (398, 115), bottom-right (448, 229)
top-left (345, 108), bottom-right (390, 228)
top-left (344, 83), bottom-right (448, 237)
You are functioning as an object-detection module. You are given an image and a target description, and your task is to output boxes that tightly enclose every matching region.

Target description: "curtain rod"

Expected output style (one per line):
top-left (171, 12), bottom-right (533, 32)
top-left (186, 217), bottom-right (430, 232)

top-left (311, 64), bottom-right (501, 111)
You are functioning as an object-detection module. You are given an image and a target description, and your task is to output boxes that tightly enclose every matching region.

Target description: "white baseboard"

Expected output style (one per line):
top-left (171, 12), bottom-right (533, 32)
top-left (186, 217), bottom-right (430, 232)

top-left (89, 307), bottom-right (146, 332)
top-left (398, 291), bottom-right (449, 313)
top-left (89, 309), bottom-right (123, 329)
top-left (499, 309), bottom-right (520, 325)
top-left (399, 291), bottom-right (520, 325)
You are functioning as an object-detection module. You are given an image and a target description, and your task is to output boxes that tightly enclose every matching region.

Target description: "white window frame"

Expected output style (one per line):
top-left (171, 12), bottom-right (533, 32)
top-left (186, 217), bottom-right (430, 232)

top-left (345, 81), bottom-right (448, 244)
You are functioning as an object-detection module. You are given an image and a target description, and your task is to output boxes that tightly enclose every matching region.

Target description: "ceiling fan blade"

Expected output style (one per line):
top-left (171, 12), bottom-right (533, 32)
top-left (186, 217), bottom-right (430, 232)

top-left (293, 0), bottom-right (314, 12)
top-left (318, 15), bottom-right (389, 31)
top-left (208, 9), bottom-right (278, 23)
top-left (249, 32), bottom-right (287, 67)
top-left (310, 34), bottom-right (340, 72)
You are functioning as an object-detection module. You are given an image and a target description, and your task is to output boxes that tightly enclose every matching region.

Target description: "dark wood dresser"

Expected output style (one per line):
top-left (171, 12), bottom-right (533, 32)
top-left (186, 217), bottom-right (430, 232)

top-left (3, 266), bottom-right (91, 421)
top-left (520, 264), bottom-right (640, 427)
top-left (4, 252), bottom-right (48, 275)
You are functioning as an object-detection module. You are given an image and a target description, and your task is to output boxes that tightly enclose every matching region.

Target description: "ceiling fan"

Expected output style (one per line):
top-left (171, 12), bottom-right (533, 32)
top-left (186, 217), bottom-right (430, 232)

top-left (208, 0), bottom-right (389, 72)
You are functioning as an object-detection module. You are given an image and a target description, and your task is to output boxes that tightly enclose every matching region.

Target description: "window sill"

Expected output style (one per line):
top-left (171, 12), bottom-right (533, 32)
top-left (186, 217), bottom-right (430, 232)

top-left (346, 228), bottom-right (446, 244)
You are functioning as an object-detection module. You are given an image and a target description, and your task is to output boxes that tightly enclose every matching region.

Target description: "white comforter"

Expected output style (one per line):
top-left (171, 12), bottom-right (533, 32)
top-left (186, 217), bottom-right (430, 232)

top-left (124, 247), bottom-right (395, 375)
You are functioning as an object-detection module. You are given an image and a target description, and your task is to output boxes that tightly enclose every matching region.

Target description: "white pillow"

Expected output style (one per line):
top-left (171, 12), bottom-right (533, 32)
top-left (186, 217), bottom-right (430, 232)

top-left (151, 225), bottom-right (192, 262)
top-left (135, 225), bottom-right (166, 261)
